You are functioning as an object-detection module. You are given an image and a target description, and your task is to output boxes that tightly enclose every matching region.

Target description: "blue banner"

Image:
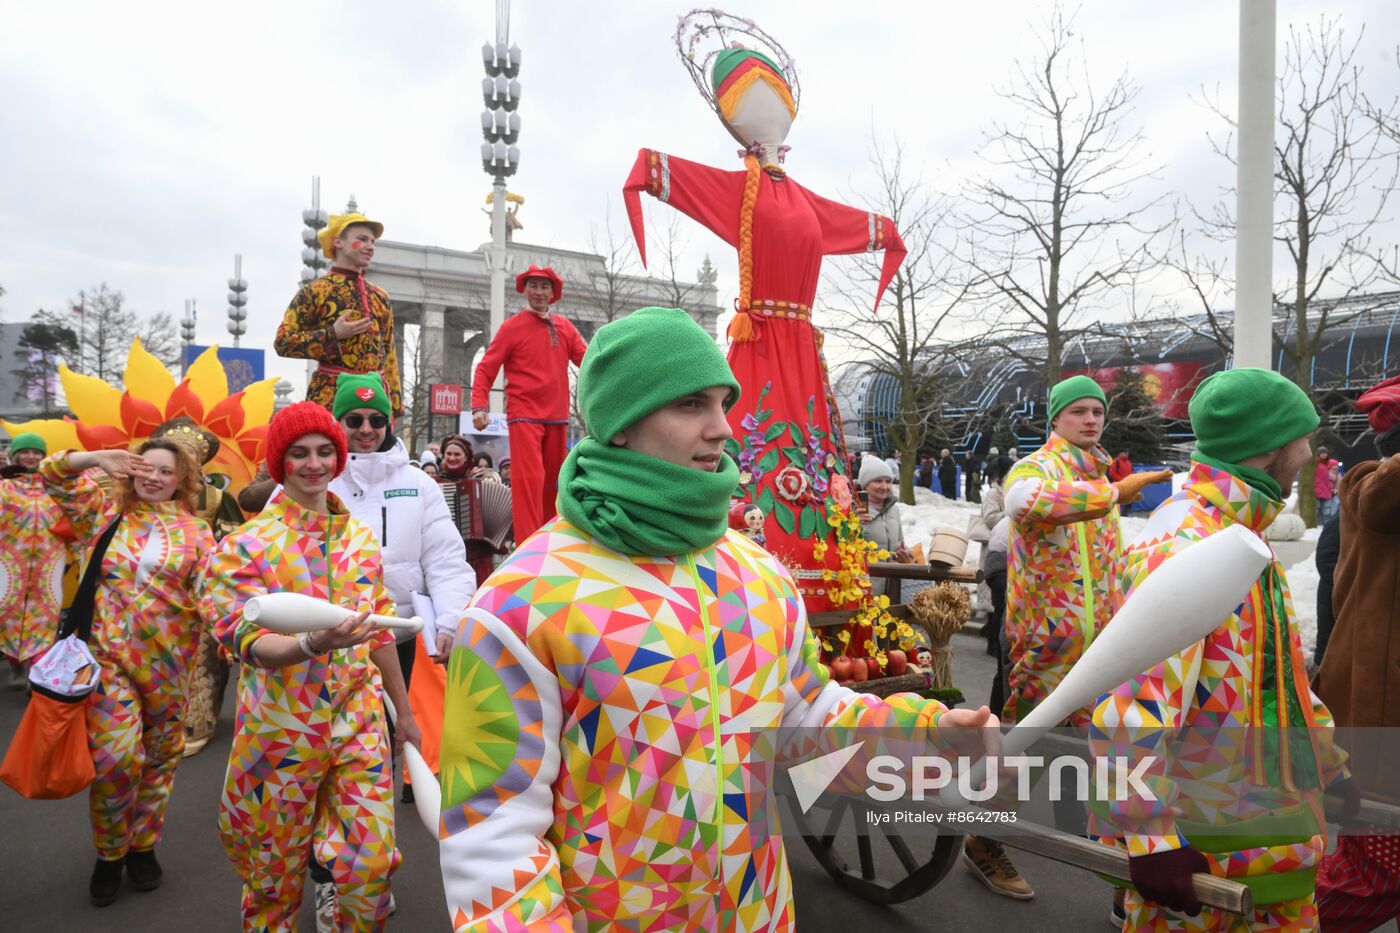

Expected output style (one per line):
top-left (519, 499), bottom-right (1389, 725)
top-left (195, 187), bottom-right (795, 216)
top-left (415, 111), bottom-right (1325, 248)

top-left (183, 346), bottom-right (265, 393)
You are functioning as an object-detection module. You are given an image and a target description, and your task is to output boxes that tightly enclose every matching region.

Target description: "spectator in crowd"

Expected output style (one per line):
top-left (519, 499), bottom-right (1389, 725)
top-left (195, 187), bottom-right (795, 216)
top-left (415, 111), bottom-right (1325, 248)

top-left (1312, 511), bottom-right (1340, 669)
top-left (1108, 449), bottom-right (1134, 482)
top-left (965, 452), bottom-right (983, 504)
top-left (937, 448), bottom-right (957, 499)
top-left (1314, 445), bottom-right (1342, 523)
top-left (856, 457), bottom-right (911, 599)
top-left (914, 453), bottom-right (935, 489)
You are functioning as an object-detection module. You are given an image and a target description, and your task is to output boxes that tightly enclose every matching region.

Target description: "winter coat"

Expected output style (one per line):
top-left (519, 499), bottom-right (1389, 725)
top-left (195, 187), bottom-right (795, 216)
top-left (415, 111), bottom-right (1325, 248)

top-left (1314, 457), bottom-right (1341, 500)
top-left (437, 519), bottom-right (951, 932)
top-left (0, 472), bottom-right (76, 662)
top-left (1315, 456), bottom-right (1400, 804)
top-left (329, 438), bottom-right (477, 644)
top-left (859, 497), bottom-right (903, 599)
top-left (1108, 454), bottom-right (1134, 482)
top-left (1312, 513), bottom-right (1341, 666)
top-left (1003, 433), bottom-right (1121, 724)
top-left (1091, 460), bottom-right (1348, 906)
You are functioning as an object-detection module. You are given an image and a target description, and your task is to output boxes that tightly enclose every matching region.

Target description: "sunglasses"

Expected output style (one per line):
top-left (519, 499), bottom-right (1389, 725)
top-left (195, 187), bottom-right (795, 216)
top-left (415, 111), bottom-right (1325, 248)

top-left (344, 413), bottom-right (388, 430)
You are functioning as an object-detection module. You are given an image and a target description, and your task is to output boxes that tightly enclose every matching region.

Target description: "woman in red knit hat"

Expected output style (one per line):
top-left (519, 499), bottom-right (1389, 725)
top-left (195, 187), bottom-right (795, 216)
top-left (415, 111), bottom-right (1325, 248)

top-left (199, 401), bottom-right (419, 931)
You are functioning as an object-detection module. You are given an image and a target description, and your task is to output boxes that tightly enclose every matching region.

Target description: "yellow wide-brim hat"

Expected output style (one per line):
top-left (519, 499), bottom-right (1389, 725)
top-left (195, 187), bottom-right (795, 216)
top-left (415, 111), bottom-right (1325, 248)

top-left (318, 212), bottom-right (385, 260)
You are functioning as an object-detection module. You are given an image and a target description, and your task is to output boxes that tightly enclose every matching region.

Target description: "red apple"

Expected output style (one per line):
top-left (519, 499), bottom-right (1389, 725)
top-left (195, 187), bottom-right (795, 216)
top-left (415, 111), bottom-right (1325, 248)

top-left (830, 656), bottom-right (853, 682)
top-left (886, 650), bottom-right (908, 676)
top-left (864, 656), bottom-right (882, 680)
top-left (850, 659), bottom-right (869, 682)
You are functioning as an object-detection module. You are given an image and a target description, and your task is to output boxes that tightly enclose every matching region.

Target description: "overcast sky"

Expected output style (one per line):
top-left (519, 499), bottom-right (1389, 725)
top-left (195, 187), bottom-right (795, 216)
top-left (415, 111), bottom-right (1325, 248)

top-left (2, 1), bottom-right (1397, 396)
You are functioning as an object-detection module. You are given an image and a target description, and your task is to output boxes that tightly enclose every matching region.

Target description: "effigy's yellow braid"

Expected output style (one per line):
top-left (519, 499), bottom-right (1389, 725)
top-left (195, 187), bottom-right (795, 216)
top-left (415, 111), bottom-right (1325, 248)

top-left (727, 154), bottom-right (764, 344)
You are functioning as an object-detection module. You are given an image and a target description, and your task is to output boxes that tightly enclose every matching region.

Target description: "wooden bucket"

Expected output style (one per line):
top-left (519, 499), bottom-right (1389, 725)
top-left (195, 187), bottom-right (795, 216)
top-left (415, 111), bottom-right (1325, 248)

top-left (928, 527), bottom-right (969, 568)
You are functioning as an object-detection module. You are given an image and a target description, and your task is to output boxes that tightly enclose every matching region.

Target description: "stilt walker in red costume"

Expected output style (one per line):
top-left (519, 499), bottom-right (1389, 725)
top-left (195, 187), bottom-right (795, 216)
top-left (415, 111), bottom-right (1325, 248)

top-left (624, 11), bottom-right (908, 649)
top-left (470, 264), bottom-right (587, 543)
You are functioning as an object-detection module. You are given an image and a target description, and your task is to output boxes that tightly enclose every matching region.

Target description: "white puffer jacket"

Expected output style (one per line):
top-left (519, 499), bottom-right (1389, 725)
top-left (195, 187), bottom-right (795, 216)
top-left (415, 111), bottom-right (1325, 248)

top-left (330, 438), bottom-right (477, 643)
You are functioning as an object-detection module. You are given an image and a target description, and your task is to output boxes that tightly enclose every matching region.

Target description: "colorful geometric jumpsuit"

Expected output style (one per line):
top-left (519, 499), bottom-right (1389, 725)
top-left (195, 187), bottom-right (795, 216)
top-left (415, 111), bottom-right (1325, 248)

top-left (0, 470), bottom-right (76, 663)
top-left (199, 492), bottom-right (400, 932)
top-left (1090, 461), bottom-right (1349, 932)
top-left (1003, 433), bottom-right (1122, 724)
top-left (39, 451), bottom-right (215, 859)
top-left (469, 309), bottom-right (588, 542)
top-left (274, 268), bottom-right (402, 413)
top-left (624, 149), bottom-right (905, 616)
top-left (438, 519), bottom-right (950, 932)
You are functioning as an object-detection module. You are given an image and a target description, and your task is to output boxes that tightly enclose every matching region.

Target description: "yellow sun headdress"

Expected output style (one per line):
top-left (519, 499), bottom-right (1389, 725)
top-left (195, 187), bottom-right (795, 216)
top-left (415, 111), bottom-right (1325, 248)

top-left (2, 338), bottom-right (276, 490)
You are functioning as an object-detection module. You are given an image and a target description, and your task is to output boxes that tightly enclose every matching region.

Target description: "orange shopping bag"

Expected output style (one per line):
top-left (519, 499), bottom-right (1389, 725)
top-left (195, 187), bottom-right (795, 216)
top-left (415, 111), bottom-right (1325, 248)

top-left (0, 677), bottom-right (95, 799)
top-left (1, 515), bottom-right (119, 799)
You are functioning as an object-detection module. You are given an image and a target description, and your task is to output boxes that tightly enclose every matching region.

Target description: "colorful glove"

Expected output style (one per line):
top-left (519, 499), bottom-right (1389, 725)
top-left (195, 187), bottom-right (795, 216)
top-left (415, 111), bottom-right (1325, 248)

top-left (1113, 469), bottom-right (1174, 506)
top-left (1326, 775), bottom-right (1362, 826)
top-left (1129, 845), bottom-right (1210, 915)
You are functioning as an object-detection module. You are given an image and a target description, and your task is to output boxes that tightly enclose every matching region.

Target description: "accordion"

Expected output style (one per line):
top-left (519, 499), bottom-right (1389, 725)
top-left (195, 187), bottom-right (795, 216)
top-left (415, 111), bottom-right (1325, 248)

top-left (439, 478), bottom-right (514, 551)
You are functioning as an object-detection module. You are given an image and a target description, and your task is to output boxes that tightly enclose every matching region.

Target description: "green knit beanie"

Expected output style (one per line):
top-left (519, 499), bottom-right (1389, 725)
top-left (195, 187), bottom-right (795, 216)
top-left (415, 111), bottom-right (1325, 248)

top-left (332, 373), bottom-right (392, 420)
top-left (1048, 375), bottom-right (1108, 425)
top-left (1190, 368), bottom-right (1319, 463)
top-left (578, 307), bottom-right (741, 442)
top-left (7, 432), bottom-right (46, 456)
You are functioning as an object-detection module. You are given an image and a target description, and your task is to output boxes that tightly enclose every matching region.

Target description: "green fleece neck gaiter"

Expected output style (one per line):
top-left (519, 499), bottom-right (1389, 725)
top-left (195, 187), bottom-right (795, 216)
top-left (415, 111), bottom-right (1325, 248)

top-left (557, 437), bottom-right (739, 557)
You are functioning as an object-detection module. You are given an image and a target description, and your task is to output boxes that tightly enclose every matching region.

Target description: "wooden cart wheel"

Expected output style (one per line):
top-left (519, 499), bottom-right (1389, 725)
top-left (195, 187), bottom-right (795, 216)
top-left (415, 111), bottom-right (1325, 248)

top-left (782, 779), bottom-right (964, 905)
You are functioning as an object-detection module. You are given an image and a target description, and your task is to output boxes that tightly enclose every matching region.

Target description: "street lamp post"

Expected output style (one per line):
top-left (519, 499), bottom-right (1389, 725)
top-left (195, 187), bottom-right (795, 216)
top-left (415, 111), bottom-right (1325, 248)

top-left (227, 254), bottom-right (248, 348)
top-left (481, 24), bottom-right (521, 416)
top-left (1234, 0), bottom-right (1276, 369)
top-left (180, 300), bottom-right (197, 376)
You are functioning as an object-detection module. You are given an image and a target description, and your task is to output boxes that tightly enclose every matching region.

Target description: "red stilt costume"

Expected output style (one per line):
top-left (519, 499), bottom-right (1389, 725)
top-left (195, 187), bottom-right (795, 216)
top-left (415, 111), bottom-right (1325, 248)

top-left (470, 264), bottom-right (587, 543)
top-left (624, 26), bottom-right (906, 633)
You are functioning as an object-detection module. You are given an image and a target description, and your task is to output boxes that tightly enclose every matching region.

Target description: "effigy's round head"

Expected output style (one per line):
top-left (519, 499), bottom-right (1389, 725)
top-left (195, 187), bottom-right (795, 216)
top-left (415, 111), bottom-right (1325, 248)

top-left (711, 47), bottom-right (795, 151)
top-left (676, 11), bottom-right (801, 161)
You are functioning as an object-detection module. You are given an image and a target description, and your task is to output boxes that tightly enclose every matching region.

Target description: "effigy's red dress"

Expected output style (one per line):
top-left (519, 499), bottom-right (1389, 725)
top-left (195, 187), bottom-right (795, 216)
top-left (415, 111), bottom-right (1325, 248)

top-left (625, 149), bottom-right (905, 615)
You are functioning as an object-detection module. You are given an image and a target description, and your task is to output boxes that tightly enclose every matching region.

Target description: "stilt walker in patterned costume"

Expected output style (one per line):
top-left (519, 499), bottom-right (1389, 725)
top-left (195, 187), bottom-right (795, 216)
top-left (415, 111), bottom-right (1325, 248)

top-left (470, 264), bottom-right (588, 543)
top-left (39, 441), bottom-right (215, 907)
top-left (1090, 369), bottom-right (1358, 932)
top-left (623, 11), bottom-right (907, 642)
top-left (436, 307), bottom-right (999, 932)
top-left (199, 402), bottom-right (419, 932)
top-left (275, 210), bottom-right (402, 414)
top-left (0, 433), bottom-right (77, 687)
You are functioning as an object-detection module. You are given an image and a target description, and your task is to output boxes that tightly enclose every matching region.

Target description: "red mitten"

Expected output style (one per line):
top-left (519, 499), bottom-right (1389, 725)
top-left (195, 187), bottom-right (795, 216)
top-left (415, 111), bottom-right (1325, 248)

top-left (1129, 846), bottom-right (1210, 915)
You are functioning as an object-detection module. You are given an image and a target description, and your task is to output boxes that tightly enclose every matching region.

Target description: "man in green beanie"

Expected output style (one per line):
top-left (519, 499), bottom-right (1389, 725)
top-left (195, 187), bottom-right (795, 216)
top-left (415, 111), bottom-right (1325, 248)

top-left (436, 307), bottom-right (1001, 932)
top-left (1089, 367), bottom-right (1354, 930)
top-left (972, 375), bottom-right (1170, 901)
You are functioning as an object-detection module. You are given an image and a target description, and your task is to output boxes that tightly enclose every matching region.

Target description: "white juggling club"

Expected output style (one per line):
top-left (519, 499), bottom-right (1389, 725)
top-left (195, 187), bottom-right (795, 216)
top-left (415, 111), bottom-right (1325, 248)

top-left (383, 695), bottom-right (442, 837)
top-left (945, 522), bottom-right (1272, 800)
top-left (243, 592), bottom-right (423, 635)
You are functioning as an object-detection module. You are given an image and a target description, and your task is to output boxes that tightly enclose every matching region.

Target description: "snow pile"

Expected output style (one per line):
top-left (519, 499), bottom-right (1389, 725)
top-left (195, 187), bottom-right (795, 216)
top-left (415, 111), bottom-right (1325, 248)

top-left (1285, 559), bottom-right (1320, 660)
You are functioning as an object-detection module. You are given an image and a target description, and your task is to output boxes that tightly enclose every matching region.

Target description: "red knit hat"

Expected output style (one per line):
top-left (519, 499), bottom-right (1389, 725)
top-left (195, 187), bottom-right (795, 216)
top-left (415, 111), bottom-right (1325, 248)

top-left (1356, 374), bottom-right (1400, 433)
top-left (265, 401), bottom-right (347, 483)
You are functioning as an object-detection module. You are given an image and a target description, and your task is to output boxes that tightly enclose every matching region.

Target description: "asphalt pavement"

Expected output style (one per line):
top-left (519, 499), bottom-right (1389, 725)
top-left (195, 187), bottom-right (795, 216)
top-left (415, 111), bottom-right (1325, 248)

top-left (0, 631), bottom-right (1108, 932)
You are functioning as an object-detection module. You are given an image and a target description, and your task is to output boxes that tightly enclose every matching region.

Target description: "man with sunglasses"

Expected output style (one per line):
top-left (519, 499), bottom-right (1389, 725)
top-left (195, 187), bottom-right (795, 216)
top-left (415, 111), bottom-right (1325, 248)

top-left (314, 372), bottom-right (476, 931)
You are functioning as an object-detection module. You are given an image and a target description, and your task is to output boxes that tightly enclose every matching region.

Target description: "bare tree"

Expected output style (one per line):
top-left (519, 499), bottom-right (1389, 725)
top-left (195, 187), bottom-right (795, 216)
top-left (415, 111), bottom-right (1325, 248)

top-left (587, 202), bottom-right (645, 324)
top-left (398, 324), bottom-right (445, 455)
top-left (823, 136), bottom-right (969, 505)
top-left (15, 310), bottom-right (78, 416)
top-left (647, 213), bottom-right (701, 310)
top-left (1193, 17), bottom-right (1399, 524)
top-left (959, 4), bottom-right (1168, 386)
top-left (64, 283), bottom-right (180, 382)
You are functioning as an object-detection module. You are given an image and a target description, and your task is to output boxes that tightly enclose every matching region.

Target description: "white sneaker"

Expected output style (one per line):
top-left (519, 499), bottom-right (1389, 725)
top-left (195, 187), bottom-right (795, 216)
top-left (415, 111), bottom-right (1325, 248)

top-left (314, 881), bottom-right (338, 933)
top-left (387, 892), bottom-right (397, 916)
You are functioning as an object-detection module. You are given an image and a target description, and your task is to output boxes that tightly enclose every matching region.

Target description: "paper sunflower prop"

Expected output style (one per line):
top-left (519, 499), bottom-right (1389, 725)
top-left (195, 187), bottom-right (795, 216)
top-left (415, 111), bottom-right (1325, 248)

top-left (2, 338), bottom-right (275, 489)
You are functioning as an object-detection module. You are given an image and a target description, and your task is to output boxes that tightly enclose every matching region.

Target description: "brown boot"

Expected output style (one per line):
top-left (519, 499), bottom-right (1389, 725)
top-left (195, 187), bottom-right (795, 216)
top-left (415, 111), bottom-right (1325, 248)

top-left (963, 835), bottom-right (1034, 900)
